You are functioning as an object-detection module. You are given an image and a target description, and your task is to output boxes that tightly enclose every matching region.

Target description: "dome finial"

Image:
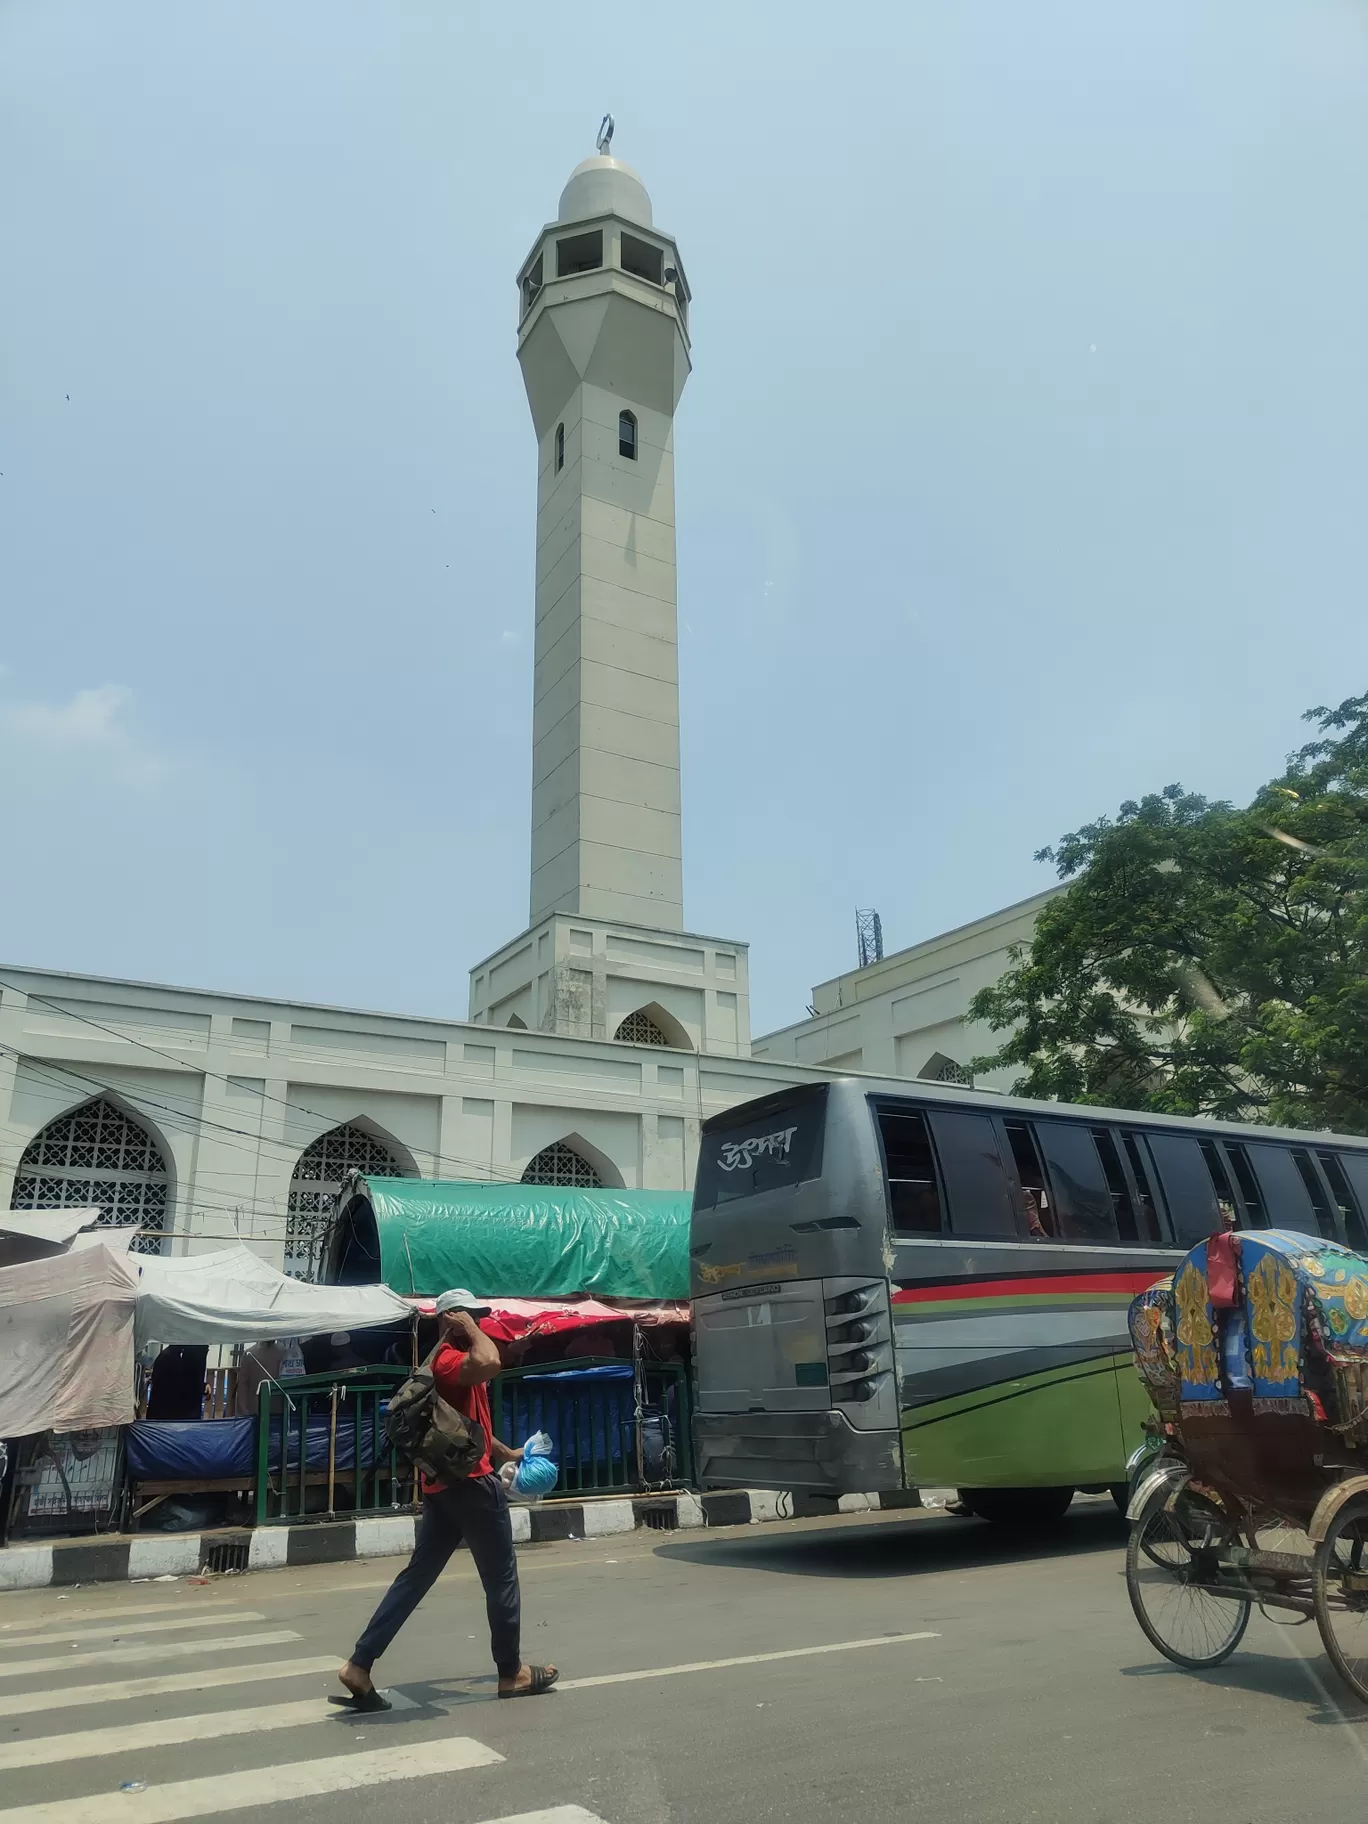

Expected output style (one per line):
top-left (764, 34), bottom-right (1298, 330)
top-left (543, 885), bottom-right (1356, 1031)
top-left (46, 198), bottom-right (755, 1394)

top-left (596, 113), bottom-right (614, 156)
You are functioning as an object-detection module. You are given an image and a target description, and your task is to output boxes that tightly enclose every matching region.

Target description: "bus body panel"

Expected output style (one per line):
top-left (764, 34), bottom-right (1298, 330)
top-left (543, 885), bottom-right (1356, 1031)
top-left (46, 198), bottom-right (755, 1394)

top-left (691, 1076), bottom-right (1368, 1498)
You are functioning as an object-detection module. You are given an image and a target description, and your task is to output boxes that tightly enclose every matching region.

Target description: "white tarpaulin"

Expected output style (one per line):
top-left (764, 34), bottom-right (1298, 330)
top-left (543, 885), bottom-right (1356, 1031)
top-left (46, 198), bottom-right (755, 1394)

top-left (0, 1241), bottom-right (138, 1436)
top-left (132, 1243), bottom-right (411, 1346)
top-left (0, 1208), bottom-right (104, 1269)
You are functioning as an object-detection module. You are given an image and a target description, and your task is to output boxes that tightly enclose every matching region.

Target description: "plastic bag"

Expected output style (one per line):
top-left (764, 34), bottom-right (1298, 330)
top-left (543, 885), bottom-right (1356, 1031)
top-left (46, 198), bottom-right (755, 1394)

top-left (500, 1433), bottom-right (559, 1503)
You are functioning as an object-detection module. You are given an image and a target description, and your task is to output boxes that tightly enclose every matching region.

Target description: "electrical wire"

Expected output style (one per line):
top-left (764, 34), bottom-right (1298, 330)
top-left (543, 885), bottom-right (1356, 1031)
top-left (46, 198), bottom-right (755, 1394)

top-left (0, 1011), bottom-right (522, 1183)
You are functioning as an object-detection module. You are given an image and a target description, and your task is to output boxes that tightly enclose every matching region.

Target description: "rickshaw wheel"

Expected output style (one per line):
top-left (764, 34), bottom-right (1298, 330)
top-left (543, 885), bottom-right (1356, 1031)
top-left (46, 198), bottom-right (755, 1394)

top-left (1126, 1483), bottom-right (1250, 1669)
top-left (1313, 1495), bottom-right (1368, 1705)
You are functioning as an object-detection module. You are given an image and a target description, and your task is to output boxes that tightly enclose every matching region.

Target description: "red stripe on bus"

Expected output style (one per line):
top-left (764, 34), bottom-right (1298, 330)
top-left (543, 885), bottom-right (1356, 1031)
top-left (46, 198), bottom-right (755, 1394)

top-left (892, 1271), bottom-right (1158, 1305)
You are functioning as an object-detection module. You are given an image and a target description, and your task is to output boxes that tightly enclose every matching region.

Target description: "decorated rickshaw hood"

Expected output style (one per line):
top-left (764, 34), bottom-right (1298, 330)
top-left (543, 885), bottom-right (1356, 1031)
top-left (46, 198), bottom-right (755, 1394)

top-left (1129, 1229), bottom-right (1368, 1421)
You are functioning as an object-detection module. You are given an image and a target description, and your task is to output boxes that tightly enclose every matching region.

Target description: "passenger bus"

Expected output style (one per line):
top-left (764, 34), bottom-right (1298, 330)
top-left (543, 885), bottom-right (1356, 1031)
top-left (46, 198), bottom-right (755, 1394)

top-left (690, 1077), bottom-right (1368, 1525)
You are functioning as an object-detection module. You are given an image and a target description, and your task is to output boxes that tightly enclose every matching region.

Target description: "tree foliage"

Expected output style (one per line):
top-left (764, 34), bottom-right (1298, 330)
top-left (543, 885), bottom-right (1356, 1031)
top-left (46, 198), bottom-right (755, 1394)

top-left (968, 694), bottom-right (1368, 1134)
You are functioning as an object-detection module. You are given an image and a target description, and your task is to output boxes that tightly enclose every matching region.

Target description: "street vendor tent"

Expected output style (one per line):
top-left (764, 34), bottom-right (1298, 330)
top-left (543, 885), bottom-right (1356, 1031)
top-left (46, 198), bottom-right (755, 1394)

top-left (0, 1208), bottom-right (106, 1269)
top-left (0, 1239), bottom-right (138, 1436)
top-left (328, 1177), bottom-right (691, 1301)
top-left (0, 1229), bottom-right (412, 1437)
top-left (131, 1243), bottom-right (412, 1346)
top-left (402, 1293), bottom-right (690, 1342)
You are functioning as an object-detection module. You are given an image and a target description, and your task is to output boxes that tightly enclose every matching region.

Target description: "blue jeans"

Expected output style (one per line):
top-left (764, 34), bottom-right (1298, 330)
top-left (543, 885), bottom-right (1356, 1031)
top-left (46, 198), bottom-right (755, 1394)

top-left (352, 1475), bottom-right (521, 1679)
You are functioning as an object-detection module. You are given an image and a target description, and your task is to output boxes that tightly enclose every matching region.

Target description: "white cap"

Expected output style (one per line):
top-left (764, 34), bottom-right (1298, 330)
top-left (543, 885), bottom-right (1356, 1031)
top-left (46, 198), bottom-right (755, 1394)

top-left (434, 1287), bottom-right (491, 1318)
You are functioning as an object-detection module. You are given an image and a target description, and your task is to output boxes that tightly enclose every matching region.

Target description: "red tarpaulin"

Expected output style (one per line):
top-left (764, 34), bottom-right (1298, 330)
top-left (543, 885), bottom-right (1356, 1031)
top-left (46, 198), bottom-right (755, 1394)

top-left (400, 1294), bottom-right (689, 1343)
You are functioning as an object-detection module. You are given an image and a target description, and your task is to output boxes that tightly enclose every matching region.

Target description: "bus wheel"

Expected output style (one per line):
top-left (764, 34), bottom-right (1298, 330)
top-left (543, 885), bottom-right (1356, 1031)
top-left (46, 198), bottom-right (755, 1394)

top-left (958, 1487), bottom-right (1074, 1528)
top-left (1110, 1484), bottom-right (1130, 1515)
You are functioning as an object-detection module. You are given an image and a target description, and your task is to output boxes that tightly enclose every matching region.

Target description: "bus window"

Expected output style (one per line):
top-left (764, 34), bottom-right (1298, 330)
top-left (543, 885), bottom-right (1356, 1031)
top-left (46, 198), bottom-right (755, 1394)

top-left (876, 1107), bottom-right (944, 1236)
top-left (1198, 1139), bottom-right (1239, 1231)
top-left (1120, 1132), bottom-right (1165, 1245)
top-left (927, 1110), bottom-right (1019, 1239)
top-left (1342, 1152), bottom-right (1368, 1254)
top-left (1319, 1152), bottom-right (1367, 1252)
top-left (1004, 1120), bottom-right (1054, 1237)
top-left (1290, 1149), bottom-right (1337, 1240)
top-left (1246, 1144), bottom-right (1318, 1235)
top-left (1145, 1133), bottom-right (1221, 1246)
top-left (693, 1086), bottom-right (828, 1209)
top-left (1223, 1142), bottom-right (1267, 1228)
top-left (1092, 1129), bottom-right (1140, 1242)
top-left (1031, 1121), bottom-right (1118, 1244)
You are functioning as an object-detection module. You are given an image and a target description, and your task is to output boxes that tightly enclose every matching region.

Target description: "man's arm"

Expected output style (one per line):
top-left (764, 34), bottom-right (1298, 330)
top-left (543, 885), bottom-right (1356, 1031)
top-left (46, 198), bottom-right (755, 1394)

top-left (489, 1437), bottom-right (525, 1468)
top-left (447, 1313), bottom-right (503, 1386)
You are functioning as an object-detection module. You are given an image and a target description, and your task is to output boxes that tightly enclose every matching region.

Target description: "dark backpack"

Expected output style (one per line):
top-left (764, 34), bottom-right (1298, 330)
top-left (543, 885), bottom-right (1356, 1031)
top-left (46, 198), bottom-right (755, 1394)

top-left (384, 1349), bottom-right (487, 1483)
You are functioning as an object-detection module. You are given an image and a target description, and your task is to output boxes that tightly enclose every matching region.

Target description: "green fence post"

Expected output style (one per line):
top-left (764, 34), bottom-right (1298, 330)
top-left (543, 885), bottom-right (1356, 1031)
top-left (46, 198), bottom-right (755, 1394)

top-left (255, 1379), bottom-right (271, 1526)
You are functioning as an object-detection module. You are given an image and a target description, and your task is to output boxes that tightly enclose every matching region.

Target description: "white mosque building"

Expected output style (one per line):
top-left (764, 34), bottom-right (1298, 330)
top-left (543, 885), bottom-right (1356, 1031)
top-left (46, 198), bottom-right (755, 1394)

top-left (0, 141), bottom-right (1042, 1272)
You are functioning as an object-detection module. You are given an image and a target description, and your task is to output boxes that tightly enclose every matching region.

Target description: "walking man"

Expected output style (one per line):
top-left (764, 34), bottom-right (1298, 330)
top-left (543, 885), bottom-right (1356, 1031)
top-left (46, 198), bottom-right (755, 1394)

top-left (337, 1289), bottom-right (559, 1706)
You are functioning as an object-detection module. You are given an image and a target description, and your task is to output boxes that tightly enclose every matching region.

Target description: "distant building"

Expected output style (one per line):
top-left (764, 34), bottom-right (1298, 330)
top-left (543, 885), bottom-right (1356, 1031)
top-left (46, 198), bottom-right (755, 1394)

top-left (0, 139), bottom-right (1048, 1270)
top-left (751, 890), bottom-right (1061, 1087)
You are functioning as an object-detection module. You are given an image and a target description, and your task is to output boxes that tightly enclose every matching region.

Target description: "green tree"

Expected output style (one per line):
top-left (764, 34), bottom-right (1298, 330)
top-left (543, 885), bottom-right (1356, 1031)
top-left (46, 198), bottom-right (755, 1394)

top-left (968, 693), bottom-right (1368, 1134)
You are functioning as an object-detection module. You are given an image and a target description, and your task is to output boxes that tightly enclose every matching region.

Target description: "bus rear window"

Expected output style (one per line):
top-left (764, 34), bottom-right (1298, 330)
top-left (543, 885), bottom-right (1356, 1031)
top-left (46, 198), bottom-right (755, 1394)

top-left (694, 1088), bottom-right (827, 1208)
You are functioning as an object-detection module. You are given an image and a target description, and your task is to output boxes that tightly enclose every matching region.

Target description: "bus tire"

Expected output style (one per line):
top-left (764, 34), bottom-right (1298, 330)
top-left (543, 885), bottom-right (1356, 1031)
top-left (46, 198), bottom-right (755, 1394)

top-left (957, 1487), bottom-right (1074, 1528)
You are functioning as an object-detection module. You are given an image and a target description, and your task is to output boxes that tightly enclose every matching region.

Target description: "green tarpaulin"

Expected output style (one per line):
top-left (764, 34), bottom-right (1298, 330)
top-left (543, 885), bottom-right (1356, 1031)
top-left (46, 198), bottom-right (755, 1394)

top-left (338, 1178), bottom-right (692, 1301)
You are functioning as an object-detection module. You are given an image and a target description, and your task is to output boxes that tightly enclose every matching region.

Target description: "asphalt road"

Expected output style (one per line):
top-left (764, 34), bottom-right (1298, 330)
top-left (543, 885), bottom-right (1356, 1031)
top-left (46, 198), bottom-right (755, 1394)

top-left (2, 1499), bottom-right (1366, 1824)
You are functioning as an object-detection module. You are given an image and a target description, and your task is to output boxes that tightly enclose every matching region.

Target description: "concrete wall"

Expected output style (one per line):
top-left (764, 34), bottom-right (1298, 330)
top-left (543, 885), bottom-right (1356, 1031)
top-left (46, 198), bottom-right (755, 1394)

top-left (0, 962), bottom-right (814, 1268)
top-left (469, 913), bottom-right (750, 1057)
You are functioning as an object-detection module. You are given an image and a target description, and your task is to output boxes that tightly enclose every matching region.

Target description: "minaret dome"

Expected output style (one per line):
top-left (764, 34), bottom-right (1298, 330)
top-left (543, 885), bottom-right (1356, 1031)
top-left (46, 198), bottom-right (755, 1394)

top-left (558, 155), bottom-right (653, 228)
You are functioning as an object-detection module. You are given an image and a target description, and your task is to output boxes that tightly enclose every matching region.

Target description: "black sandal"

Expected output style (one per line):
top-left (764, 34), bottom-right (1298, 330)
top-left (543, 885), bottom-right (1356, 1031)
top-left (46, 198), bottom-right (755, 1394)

top-left (498, 1665), bottom-right (559, 1698)
top-left (329, 1688), bottom-right (393, 1713)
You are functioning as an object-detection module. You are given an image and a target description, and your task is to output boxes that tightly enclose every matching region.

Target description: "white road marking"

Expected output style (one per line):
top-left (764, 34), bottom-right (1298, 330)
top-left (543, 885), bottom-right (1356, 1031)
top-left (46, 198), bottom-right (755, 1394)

top-left (0, 1735), bottom-right (503, 1824)
top-left (470, 1812), bottom-right (609, 1824)
top-left (559, 1630), bottom-right (940, 1690)
top-left (0, 1631), bottom-right (301, 1681)
top-left (0, 1603), bottom-right (219, 1633)
top-left (0, 1656), bottom-right (338, 1720)
top-left (0, 1613), bottom-right (265, 1651)
top-left (0, 1698), bottom-right (337, 1770)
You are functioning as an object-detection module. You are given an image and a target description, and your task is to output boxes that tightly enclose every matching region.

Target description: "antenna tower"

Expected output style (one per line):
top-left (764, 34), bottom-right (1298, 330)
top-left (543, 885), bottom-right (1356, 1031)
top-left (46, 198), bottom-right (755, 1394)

top-left (855, 908), bottom-right (884, 970)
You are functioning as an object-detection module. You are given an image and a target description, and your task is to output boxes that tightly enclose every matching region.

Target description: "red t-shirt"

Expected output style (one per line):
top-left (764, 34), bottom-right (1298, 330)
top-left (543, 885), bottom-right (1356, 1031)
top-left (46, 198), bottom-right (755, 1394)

top-left (420, 1341), bottom-right (494, 1492)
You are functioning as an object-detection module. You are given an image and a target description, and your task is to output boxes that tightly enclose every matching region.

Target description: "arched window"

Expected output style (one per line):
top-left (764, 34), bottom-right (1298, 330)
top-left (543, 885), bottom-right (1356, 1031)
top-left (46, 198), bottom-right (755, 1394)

top-left (521, 1141), bottom-right (603, 1188)
top-left (287, 1122), bottom-right (407, 1280)
top-left (12, 1096), bottom-right (170, 1255)
top-left (554, 422), bottom-right (564, 472)
top-left (618, 410), bottom-right (637, 460)
top-left (506, 1014), bottom-right (528, 1030)
top-left (614, 1009), bottom-right (670, 1047)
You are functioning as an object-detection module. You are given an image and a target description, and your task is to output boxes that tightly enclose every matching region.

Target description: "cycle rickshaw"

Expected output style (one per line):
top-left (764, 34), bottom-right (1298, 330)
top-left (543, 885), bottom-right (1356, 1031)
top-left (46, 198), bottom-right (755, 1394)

top-left (1126, 1227), bottom-right (1368, 1702)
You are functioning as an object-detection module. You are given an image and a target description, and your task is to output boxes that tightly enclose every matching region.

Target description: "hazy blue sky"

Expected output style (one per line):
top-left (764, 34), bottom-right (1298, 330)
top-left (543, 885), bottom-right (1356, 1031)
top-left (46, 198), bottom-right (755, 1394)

top-left (3, 1), bottom-right (1365, 1036)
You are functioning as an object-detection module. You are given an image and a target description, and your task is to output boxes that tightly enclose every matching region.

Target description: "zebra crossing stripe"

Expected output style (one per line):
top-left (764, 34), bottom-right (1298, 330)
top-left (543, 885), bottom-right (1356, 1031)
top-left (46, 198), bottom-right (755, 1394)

top-left (0, 1657), bottom-right (338, 1720)
top-left (0, 1632), bottom-right (301, 1681)
top-left (0, 1613), bottom-right (265, 1652)
top-left (0, 1698), bottom-right (338, 1771)
top-left (0, 1736), bottom-right (504, 1824)
top-left (0, 1603), bottom-right (204, 1632)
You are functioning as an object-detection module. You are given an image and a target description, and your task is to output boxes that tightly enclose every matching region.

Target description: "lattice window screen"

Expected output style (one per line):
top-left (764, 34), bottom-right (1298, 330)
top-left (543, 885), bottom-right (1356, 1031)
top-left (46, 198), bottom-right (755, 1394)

top-left (12, 1098), bottom-right (171, 1255)
top-left (521, 1141), bottom-right (603, 1188)
top-left (287, 1122), bottom-right (404, 1280)
top-left (614, 1010), bottom-right (670, 1047)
